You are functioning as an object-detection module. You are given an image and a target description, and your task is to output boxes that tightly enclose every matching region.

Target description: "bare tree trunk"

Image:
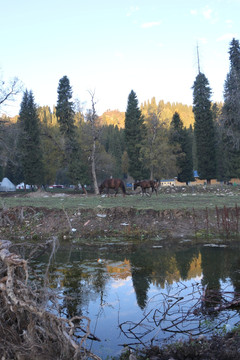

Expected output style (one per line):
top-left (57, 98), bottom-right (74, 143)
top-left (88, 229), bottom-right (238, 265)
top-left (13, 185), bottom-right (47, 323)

top-left (88, 90), bottom-right (100, 195)
top-left (150, 167), bottom-right (154, 180)
top-left (146, 113), bottom-right (158, 180)
top-left (91, 138), bottom-right (99, 194)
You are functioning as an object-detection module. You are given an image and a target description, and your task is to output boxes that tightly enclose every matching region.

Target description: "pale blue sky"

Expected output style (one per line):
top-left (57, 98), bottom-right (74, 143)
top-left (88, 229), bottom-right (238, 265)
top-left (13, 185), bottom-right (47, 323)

top-left (1, 0), bottom-right (239, 116)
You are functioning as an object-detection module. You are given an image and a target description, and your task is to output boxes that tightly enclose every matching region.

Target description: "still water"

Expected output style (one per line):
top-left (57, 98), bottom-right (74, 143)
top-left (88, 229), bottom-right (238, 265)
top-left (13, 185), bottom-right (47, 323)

top-left (30, 238), bottom-right (240, 359)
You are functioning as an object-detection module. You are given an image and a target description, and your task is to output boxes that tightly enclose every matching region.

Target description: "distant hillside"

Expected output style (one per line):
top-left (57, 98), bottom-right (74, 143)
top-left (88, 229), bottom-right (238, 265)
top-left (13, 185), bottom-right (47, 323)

top-left (99, 100), bottom-right (195, 129)
top-left (141, 98), bottom-right (195, 128)
top-left (7, 101), bottom-right (198, 129)
top-left (99, 110), bottom-right (125, 128)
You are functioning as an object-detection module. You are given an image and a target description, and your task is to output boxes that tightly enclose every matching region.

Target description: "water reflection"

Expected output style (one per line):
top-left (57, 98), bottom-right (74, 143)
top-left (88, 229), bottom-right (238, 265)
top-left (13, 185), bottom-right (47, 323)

top-left (30, 240), bottom-right (240, 359)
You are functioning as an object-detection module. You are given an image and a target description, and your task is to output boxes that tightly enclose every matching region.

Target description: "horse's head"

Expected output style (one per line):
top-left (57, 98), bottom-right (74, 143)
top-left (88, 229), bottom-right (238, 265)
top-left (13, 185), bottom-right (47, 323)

top-left (99, 184), bottom-right (103, 194)
top-left (133, 182), bottom-right (138, 190)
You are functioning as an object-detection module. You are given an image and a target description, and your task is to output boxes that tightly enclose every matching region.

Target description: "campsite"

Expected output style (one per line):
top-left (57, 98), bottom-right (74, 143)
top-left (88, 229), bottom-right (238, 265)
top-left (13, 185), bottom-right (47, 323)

top-left (0, 184), bottom-right (240, 359)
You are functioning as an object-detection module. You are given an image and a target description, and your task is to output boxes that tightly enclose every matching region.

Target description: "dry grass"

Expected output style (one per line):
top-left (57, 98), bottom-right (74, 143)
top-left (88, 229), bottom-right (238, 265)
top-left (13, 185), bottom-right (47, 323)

top-left (0, 185), bottom-right (239, 211)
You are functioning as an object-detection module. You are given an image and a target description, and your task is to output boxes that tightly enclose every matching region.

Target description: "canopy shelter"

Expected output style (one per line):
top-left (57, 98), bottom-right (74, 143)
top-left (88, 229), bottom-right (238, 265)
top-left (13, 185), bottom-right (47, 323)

top-left (0, 177), bottom-right (16, 192)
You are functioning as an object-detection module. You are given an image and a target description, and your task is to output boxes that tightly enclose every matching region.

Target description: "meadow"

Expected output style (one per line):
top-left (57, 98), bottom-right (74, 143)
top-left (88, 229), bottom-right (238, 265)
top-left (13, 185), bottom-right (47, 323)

top-left (1, 185), bottom-right (239, 211)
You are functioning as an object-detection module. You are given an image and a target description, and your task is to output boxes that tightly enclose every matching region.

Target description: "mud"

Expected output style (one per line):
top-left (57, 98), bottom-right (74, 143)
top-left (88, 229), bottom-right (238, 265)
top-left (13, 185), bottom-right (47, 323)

top-left (0, 204), bottom-right (238, 243)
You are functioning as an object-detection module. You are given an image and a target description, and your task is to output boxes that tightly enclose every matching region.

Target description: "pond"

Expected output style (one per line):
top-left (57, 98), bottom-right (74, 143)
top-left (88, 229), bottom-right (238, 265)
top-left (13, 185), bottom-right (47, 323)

top-left (29, 238), bottom-right (240, 359)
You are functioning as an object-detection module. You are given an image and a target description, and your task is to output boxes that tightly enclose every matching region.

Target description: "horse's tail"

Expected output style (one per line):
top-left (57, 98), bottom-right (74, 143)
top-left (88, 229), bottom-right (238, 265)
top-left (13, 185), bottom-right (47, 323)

top-left (153, 180), bottom-right (159, 194)
top-left (99, 183), bottom-right (103, 194)
top-left (121, 181), bottom-right (126, 194)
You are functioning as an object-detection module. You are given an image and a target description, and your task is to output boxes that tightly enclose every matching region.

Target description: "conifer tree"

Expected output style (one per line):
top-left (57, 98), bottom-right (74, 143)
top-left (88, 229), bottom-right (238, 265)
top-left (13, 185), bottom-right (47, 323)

top-left (56, 76), bottom-right (75, 137)
top-left (170, 112), bottom-right (194, 184)
top-left (192, 73), bottom-right (216, 183)
top-left (56, 76), bottom-right (76, 161)
top-left (210, 102), bottom-right (226, 181)
top-left (125, 90), bottom-right (148, 180)
top-left (56, 75), bottom-right (87, 186)
top-left (18, 90), bottom-right (43, 186)
top-left (221, 38), bottom-right (240, 178)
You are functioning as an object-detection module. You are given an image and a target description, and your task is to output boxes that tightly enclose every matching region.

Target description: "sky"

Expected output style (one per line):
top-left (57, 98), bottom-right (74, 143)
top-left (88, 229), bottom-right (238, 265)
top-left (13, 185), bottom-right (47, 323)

top-left (1, 0), bottom-right (239, 117)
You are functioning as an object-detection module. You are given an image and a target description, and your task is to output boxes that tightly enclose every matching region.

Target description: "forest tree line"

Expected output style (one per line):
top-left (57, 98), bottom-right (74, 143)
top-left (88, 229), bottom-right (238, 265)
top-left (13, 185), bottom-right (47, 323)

top-left (0, 38), bottom-right (239, 191)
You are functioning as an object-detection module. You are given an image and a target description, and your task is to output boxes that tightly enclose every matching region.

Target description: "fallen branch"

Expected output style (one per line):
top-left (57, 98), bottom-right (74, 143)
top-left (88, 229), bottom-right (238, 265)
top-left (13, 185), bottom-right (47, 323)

top-left (119, 282), bottom-right (240, 350)
top-left (0, 239), bottom-right (101, 360)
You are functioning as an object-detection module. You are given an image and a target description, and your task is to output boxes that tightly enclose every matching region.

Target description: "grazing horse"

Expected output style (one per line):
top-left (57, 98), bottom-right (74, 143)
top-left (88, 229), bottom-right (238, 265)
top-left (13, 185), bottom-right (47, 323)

top-left (134, 180), bottom-right (159, 196)
top-left (99, 178), bottom-right (126, 197)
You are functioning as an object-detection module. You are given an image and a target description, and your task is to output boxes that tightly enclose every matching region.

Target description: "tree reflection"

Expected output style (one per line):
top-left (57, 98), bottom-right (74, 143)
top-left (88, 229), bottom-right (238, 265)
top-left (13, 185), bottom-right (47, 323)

top-left (35, 241), bottom-right (240, 327)
top-left (42, 246), bottom-right (110, 319)
top-left (129, 246), bottom-right (202, 309)
top-left (175, 247), bottom-right (200, 280)
top-left (201, 247), bottom-right (226, 313)
top-left (130, 249), bottom-right (153, 309)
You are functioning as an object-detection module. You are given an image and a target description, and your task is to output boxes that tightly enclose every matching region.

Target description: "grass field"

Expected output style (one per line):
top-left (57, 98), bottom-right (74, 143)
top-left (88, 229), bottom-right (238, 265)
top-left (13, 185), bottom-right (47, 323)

top-left (0, 185), bottom-right (240, 211)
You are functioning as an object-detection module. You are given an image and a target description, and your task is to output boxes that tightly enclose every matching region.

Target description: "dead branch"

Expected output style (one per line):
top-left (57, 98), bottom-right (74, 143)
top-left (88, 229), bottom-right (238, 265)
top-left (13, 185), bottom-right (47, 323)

top-left (0, 239), bottom-right (101, 360)
top-left (0, 77), bottom-right (22, 106)
top-left (119, 282), bottom-right (240, 350)
top-left (62, 206), bottom-right (73, 232)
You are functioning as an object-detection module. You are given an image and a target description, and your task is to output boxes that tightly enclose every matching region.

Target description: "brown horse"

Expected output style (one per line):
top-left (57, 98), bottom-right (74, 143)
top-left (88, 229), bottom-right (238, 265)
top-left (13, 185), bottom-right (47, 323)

top-left (134, 180), bottom-right (159, 196)
top-left (99, 178), bottom-right (126, 197)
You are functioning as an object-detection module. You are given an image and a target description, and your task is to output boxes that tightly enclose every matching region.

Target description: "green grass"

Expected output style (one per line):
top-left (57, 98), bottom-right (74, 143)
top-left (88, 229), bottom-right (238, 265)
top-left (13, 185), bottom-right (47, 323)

top-left (0, 187), bottom-right (240, 211)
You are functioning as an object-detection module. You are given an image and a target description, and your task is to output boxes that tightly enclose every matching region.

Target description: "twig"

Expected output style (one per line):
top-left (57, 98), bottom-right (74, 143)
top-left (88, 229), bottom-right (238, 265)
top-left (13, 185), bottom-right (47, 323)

top-left (62, 205), bottom-right (73, 232)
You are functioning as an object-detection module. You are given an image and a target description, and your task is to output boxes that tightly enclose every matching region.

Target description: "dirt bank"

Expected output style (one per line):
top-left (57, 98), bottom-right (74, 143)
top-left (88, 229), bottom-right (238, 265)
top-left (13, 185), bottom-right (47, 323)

top-left (0, 205), bottom-right (239, 242)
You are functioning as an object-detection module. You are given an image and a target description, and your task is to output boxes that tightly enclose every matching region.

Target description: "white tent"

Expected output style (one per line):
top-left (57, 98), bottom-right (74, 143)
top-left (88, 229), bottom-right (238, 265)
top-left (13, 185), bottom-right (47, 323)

top-left (16, 182), bottom-right (31, 190)
top-left (0, 177), bottom-right (16, 192)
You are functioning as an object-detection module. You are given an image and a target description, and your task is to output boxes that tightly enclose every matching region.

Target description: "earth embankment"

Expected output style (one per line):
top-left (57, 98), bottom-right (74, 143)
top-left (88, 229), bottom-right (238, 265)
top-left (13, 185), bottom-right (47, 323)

top-left (0, 205), bottom-right (238, 242)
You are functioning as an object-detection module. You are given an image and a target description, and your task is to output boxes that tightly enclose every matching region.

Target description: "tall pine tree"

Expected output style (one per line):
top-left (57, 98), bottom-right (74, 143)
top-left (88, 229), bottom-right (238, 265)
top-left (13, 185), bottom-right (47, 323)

top-left (18, 90), bottom-right (43, 187)
top-left (170, 112), bottom-right (194, 184)
top-left (56, 75), bottom-right (87, 186)
top-left (124, 90), bottom-right (148, 180)
top-left (56, 76), bottom-right (75, 137)
top-left (192, 73), bottom-right (216, 183)
top-left (221, 38), bottom-right (240, 178)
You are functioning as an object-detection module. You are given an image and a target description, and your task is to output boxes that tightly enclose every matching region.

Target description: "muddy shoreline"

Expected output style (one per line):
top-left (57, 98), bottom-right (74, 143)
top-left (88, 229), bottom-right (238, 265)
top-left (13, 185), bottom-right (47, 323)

top-left (0, 206), bottom-right (239, 243)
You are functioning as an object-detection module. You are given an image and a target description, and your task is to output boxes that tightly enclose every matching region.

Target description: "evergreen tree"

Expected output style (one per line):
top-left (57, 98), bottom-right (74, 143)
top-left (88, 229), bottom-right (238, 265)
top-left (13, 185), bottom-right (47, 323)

top-left (192, 73), bottom-right (216, 183)
top-left (170, 112), bottom-right (194, 184)
top-left (56, 76), bottom-right (75, 137)
top-left (210, 102), bottom-right (226, 181)
top-left (221, 38), bottom-right (240, 178)
top-left (4, 160), bottom-right (15, 182)
top-left (18, 90), bottom-right (43, 186)
top-left (125, 90), bottom-right (148, 180)
top-left (185, 126), bottom-right (194, 179)
top-left (56, 75), bottom-right (87, 185)
top-left (56, 76), bottom-right (76, 161)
